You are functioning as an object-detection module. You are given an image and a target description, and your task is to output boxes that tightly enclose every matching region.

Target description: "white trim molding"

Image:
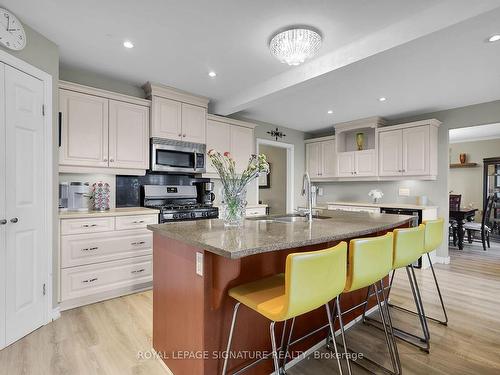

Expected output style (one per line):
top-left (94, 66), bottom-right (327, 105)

top-left (256, 138), bottom-right (295, 213)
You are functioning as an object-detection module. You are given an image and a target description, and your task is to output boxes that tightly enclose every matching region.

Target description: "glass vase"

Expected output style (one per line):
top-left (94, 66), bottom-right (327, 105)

top-left (221, 187), bottom-right (247, 227)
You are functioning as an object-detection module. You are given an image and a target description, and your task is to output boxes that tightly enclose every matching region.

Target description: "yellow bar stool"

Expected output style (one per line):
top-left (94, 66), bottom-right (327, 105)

top-left (364, 225), bottom-right (431, 352)
top-left (390, 219), bottom-right (448, 326)
top-left (332, 233), bottom-right (401, 375)
top-left (221, 242), bottom-right (348, 375)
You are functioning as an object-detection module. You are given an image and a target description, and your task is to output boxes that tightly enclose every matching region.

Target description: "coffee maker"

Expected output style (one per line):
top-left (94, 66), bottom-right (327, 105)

top-left (195, 181), bottom-right (215, 206)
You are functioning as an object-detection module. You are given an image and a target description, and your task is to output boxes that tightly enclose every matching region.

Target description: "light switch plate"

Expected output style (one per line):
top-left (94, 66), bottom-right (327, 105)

top-left (196, 252), bottom-right (203, 276)
top-left (399, 188), bottom-right (410, 197)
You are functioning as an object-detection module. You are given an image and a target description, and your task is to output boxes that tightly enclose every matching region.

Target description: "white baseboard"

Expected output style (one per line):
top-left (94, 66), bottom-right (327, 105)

top-left (51, 306), bottom-right (61, 321)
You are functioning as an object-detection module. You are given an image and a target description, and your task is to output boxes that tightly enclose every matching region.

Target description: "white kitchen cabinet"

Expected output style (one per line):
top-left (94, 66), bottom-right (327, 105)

top-left (337, 152), bottom-right (355, 177)
top-left (206, 120), bottom-right (231, 174)
top-left (305, 136), bottom-right (337, 179)
top-left (59, 90), bottom-right (109, 168)
top-left (108, 100), bottom-right (149, 169)
top-left (378, 120), bottom-right (439, 179)
top-left (182, 103), bottom-right (207, 143)
top-left (145, 82), bottom-right (209, 144)
top-left (58, 81), bottom-right (151, 174)
top-left (403, 125), bottom-right (430, 176)
top-left (379, 130), bottom-right (403, 176)
top-left (205, 115), bottom-right (256, 177)
top-left (59, 211), bottom-right (158, 310)
top-left (151, 96), bottom-right (182, 140)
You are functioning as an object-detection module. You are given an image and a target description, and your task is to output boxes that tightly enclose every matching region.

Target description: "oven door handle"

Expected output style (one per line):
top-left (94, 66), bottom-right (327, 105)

top-left (194, 152), bottom-right (197, 172)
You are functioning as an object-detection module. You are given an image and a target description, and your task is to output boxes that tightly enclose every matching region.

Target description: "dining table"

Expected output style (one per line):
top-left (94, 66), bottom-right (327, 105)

top-left (449, 208), bottom-right (478, 250)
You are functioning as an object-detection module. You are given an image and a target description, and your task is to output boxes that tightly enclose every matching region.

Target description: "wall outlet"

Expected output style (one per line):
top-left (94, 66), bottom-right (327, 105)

top-left (196, 252), bottom-right (204, 276)
top-left (399, 188), bottom-right (410, 197)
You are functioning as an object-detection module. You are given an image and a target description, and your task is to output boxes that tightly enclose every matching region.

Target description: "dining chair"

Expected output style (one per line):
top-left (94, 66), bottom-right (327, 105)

top-left (463, 194), bottom-right (495, 250)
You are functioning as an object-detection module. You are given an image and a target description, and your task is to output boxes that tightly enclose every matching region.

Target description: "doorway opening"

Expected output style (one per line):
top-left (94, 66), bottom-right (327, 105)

top-left (256, 139), bottom-right (294, 215)
top-left (448, 123), bottom-right (500, 253)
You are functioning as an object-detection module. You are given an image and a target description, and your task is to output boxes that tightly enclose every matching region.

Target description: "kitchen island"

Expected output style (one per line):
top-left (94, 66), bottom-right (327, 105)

top-left (148, 211), bottom-right (413, 375)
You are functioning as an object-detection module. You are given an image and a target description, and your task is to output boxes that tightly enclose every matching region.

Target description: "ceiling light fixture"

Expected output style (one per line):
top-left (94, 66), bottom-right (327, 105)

top-left (488, 34), bottom-right (500, 42)
top-left (208, 71), bottom-right (217, 78)
top-left (327, 110), bottom-right (333, 114)
top-left (379, 97), bottom-right (387, 102)
top-left (123, 40), bottom-right (134, 49)
top-left (269, 27), bottom-right (322, 66)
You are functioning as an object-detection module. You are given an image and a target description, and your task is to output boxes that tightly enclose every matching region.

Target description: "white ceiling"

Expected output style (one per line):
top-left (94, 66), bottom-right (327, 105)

top-left (4, 0), bottom-right (500, 132)
top-left (449, 123), bottom-right (500, 143)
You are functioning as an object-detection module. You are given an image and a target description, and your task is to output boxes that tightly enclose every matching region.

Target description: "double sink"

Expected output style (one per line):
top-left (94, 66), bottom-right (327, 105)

top-left (248, 213), bottom-right (331, 224)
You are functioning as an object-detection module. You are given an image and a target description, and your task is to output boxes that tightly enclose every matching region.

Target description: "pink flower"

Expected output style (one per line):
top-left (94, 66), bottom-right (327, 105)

top-left (208, 149), bottom-right (216, 156)
top-left (224, 151), bottom-right (231, 157)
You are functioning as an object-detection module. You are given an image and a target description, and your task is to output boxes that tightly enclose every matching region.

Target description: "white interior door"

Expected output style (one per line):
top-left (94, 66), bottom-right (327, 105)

top-left (0, 63), bottom-right (6, 349)
top-left (4, 64), bottom-right (46, 346)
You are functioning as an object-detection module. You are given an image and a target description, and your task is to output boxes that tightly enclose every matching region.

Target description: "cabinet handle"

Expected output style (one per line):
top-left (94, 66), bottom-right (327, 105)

top-left (132, 220), bottom-right (145, 224)
top-left (103, 158), bottom-right (108, 162)
top-left (82, 224), bottom-right (98, 228)
top-left (131, 241), bottom-right (146, 246)
top-left (183, 134), bottom-right (186, 137)
top-left (109, 158), bottom-right (114, 162)
top-left (178, 133), bottom-right (182, 137)
top-left (81, 247), bottom-right (98, 252)
top-left (131, 268), bottom-right (145, 274)
top-left (0, 219), bottom-right (6, 225)
top-left (82, 277), bottom-right (98, 284)
top-left (10, 217), bottom-right (18, 223)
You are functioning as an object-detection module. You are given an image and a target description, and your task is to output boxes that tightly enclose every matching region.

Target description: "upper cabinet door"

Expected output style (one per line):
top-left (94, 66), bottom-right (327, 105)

top-left (230, 125), bottom-right (254, 174)
top-left (59, 89), bottom-right (109, 167)
top-left (206, 120), bottom-right (231, 174)
top-left (379, 130), bottom-right (402, 176)
top-left (181, 103), bottom-right (206, 144)
top-left (337, 152), bottom-right (355, 177)
top-left (151, 96), bottom-right (182, 140)
top-left (355, 149), bottom-right (377, 176)
top-left (403, 126), bottom-right (429, 176)
top-left (321, 140), bottom-right (337, 178)
top-left (306, 142), bottom-right (321, 177)
top-left (108, 100), bottom-right (149, 170)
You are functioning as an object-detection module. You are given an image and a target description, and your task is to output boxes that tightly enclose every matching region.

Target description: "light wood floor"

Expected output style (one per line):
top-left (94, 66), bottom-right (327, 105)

top-left (1, 242), bottom-right (499, 375)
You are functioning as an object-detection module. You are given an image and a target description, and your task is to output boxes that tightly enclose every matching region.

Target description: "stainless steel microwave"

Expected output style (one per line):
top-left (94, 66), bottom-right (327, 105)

top-left (151, 138), bottom-right (206, 173)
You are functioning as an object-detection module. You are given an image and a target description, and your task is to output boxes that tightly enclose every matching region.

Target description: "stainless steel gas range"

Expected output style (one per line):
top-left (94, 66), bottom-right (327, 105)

top-left (142, 185), bottom-right (218, 223)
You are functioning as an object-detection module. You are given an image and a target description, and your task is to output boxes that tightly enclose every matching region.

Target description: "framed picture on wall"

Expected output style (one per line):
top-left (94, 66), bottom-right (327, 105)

top-left (259, 163), bottom-right (271, 189)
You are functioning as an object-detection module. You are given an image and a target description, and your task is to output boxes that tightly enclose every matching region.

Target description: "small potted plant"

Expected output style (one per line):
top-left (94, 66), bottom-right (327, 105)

top-left (208, 150), bottom-right (269, 227)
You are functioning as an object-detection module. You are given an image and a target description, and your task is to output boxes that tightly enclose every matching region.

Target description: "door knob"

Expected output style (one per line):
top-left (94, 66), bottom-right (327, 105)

top-left (0, 219), bottom-right (6, 225)
top-left (10, 218), bottom-right (18, 223)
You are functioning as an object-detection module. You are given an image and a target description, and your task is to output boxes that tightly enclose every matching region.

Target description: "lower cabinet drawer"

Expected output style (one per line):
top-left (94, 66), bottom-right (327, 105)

top-left (245, 207), bottom-right (267, 217)
top-left (61, 217), bottom-right (115, 235)
top-left (61, 229), bottom-right (152, 268)
top-left (60, 255), bottom-right (152, 301)
top-left (115, 214), bottom-right (158, 230)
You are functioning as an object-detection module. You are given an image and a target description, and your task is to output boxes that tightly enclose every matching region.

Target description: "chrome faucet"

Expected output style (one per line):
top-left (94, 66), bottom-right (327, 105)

top-left (301, 172), bottom-right (313, 222)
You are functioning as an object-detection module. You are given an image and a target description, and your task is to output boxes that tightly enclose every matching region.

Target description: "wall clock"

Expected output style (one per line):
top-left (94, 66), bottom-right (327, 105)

top-left (0, 8), bottom-right (26, 50)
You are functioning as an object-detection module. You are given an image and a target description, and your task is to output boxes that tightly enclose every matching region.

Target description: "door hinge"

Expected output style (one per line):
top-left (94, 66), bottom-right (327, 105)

top-left (42, 104), bottom-right (45, 116)
top-left (42, 283), bottom-right (46, 296)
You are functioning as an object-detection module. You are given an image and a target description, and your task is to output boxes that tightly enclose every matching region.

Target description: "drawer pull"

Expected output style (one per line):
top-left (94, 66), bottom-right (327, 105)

top-left (82, 277), bottom-right (98, 283)
top-left (81, 247), bottom-right (99, 252)
top-left (132, 220), bottom-right (145, 224)
top-left (131, 268), bottom-right (145, 274)
top-left (82, 224), bottom-right (98, 228)
top-left (131, 241), bottom-right (146, 246)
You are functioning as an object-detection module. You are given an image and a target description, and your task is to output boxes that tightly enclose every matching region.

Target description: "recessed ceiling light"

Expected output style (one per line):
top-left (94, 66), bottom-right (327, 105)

top-left (488, 34), bottom-right (500, 42)
top-left (379, 97), bottom-right (387, 102)
top-left (123, 40), bottom-right (134, 49)
top-left (208, 71), bottom-right (217, 78)
top-left (327, 110), bottom-right (333, 114)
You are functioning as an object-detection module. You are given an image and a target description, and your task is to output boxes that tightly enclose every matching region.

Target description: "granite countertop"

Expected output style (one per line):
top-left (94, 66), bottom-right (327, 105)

top-left (59, 207), bottom-right (160, 219)
top-left (147, 211), bottom-right (413, 259)
top-left (325, 201), bottom-right (438, 210)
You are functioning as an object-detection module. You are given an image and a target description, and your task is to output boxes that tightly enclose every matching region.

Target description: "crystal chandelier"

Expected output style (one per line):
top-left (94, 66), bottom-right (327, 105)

top-left (269, 27), bottom-right (322, 66)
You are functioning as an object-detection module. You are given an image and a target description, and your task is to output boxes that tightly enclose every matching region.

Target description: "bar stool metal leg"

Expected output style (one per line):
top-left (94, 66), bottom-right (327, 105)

top-left (379, 279), bottom-right (402, 374)
top-left (374, 282), bottom-right (399, 374)
top-left (222, 302), bottom-right (241, 375)
top-left (326, 303), bottom-right (345, 375)
top-left (427, 253), bottom-right (449, 325)
top-left (335, 297), bottom-right (352, 375)
top-left (269, 322), bottom-right (281, 375)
